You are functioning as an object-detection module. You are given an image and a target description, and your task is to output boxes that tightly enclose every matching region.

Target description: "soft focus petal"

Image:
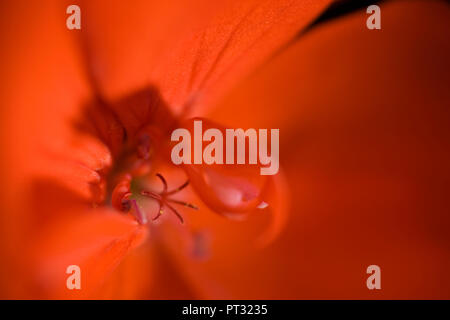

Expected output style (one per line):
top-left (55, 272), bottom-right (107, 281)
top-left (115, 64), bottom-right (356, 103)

top-left (0, 0), bottom-right (93, 297)
top-left (163, 0), bottom-right (450, 298)
top-left (27, 208), bottom-right (147, 299)
top-left (0, 1), bottom-right (151, 298)
top-left (81, 0), bottom-right (332, 114)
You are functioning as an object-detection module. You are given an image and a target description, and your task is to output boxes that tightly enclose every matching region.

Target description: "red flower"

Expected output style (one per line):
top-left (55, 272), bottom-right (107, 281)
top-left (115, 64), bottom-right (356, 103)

top-left (0, 0), bottom-right (449, 299)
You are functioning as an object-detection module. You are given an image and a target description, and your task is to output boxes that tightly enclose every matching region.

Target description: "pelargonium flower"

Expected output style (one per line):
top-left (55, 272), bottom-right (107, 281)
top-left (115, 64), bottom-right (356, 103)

top-left (0, 0), bottom-right (449, 299)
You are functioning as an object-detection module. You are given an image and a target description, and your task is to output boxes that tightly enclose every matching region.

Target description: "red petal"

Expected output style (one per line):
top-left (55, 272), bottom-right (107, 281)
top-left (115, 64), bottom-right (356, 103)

top-left (28, 209), bottom-right (148, 299)
top-left (81, 0), bottom-right (332, 115)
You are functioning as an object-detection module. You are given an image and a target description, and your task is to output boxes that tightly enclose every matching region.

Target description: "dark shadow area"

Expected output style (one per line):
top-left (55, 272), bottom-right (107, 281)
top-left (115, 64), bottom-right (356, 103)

top-left (301, 0), bottom-right (385, 35)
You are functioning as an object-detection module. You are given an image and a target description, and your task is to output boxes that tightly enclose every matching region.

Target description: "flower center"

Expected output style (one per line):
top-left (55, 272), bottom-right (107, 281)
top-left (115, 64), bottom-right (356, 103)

top-left (80, 87), bottom-right (197, 225)
top-left (111, 172), bottom-right (198, 225)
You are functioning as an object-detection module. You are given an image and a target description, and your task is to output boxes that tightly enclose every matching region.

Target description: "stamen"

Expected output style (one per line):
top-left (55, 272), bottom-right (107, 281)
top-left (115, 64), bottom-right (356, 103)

top-left (140, 173), bottom-right (198, 224)
top-left (165, 203), bottom-right (184, 224)
top-left (140, 190), bottom-right (162, 200)
top-left (167, 198), bottom-right (199, 210)
top-left (152, 206), bottom-right (164, 221)
top-left (166, 180), bottom-right (189, 195)
top-left (155, 173), bottom-right (168, 193)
